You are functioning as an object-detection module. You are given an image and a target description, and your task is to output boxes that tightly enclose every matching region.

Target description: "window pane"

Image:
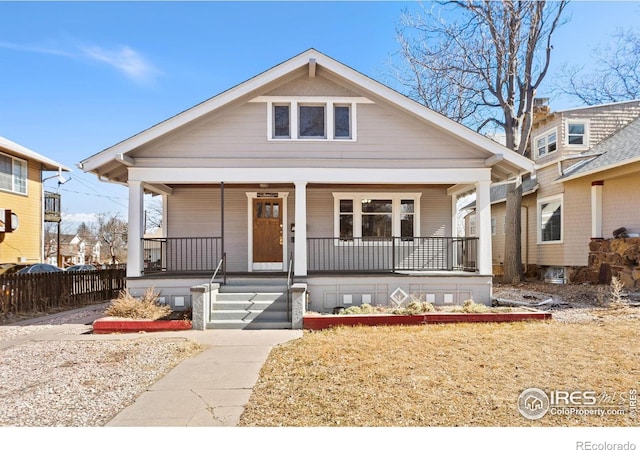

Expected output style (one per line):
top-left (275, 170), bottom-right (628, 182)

top-left (362, 215), bottom-right (392, 238)
top-left (0, 155), bottom-right (12, 191)
top-left (274, 105), bottom-right (290, 137)
top-left (401, 200), bottom-right (414, 214)
top-left (256, 202), bottom-right (263, 218)
top-left (340, 199), bottom-right (353, 213)
top-left (568, 123), bottom-right (585, 145)
top-left (536, 137), bottom-right (546, 155)
top-left (13, 159), bottom-right (26, 194)
top-left (340, 215), bottom-right (353, 239)
top-left (272, 203), bottom-right (279, 219)
top-left (265, 203), bottom-right (272, 218)
top-left (299, 106), bottom-right (325, 137)
top-left (362, 199), bottom-right (392, 213)
top-left (400, 214), bottom-right (414, 238)
top-left (540, 201), bottom-right (561, 241)
top-left (334, 106), bottom-right (350, 138)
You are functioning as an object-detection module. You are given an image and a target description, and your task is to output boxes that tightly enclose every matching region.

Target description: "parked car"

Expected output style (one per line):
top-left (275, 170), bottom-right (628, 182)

top-left (16, 264), bottom-right (64, 274)
top-left (0, 263), bottom-right (30, 275)
top-left (66, 264), bottom-right (97, 272)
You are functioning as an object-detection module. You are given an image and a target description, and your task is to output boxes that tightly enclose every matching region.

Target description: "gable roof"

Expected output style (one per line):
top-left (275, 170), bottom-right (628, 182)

top-left (79, 48), bottom-right (533, 181)
top-left (0, 136), bottom-right (71, 172)
top-left (460, 176), bottom-right (539, 210)
top-left (559, 116), bottom-right (640, 182)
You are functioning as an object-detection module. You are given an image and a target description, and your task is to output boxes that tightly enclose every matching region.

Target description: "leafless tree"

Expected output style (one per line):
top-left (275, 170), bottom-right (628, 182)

top-left (395, 0), bottom-right (568, 283)
top-left (96, 213), bottom-right (128, 265)
top-left (556, 28), bottom-right (640, 105)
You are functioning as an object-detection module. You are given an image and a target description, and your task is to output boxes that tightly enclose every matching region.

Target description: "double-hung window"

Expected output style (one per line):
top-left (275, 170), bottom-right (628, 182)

top-left (334, 193), bottom-right (421, 241)
top-left (567, 121), bottom-right (587, 146)
top-left (0, 152), bottom-right (27, 195)
top-left (534, 129), bottom-right (557, 158)
top-left (538, 195), bottom-right (562, 243)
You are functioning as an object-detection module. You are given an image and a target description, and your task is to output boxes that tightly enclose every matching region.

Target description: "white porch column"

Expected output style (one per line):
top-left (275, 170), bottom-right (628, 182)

top-left (475, 180), bottom-right (493, 275)
top-left (591, 181), bottom-right (604, 239)
top-left (127, 180), bottom-right (144, 278)
top-left (294, 181), bottom-right (308, 276)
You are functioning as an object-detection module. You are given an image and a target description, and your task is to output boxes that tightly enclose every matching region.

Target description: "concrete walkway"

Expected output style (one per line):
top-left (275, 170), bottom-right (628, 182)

top-left (105, 329), bottom-right (302, 427)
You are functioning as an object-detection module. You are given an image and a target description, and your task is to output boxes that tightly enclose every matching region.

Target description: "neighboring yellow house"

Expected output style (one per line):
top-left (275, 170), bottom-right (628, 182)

top-left (0, 136), bottom-right (70, 265)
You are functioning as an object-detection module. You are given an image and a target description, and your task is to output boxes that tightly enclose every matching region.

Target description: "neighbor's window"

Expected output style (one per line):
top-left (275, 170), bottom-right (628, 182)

top-left (334, 105), bottom-right (351, 138)
top-left (273, 104), bottom-right (290, 138)
top-left (0, 153), bottom-right (27, 195)
top-left (299, 105), bottom-right (325, 138)
top-left (491, 217), bottom-right (497, 236)
top-left (539, 197), bottom-right (562, 242)
top-left (535, 129), bottom-right (557, 158)
top-left (567, 122), bottom-right (586, 145)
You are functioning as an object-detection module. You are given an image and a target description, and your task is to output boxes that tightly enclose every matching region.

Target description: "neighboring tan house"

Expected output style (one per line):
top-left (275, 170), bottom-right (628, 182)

top-left (0, 136), bottom-right (70, 265)
top-left (465, 99), bottom-right (640, 283)
top-left (79, 49), bottom-right (533, 327)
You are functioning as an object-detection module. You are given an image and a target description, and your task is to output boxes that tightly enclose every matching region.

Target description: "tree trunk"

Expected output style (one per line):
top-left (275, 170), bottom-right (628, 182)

top-left (503, 182), bottom-right (524, 284)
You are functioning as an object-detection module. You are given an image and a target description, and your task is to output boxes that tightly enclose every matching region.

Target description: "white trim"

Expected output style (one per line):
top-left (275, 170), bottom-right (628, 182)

top-left (537, 193), bottom-right (564, 244)
top-left (246, 192), bottom-right (289, 272)
top-left (264, 98), bottom-right (360, 142)
top-left (533, 127), bottom-right (558, 159)
top-left (332, 192), bottom-right (422, 240)
top-left (591, 183), bottom-right (603, 239)
top-left (0, 152), bottom-right (28, 196)
top-left (0, 136), bottom-right (70, 172)
top-left (565, 119), bottom-right (590, 148)
top-left (80, 49), bottom-right (534, 177)
top-left (129, 167), bottom-right (494, 184)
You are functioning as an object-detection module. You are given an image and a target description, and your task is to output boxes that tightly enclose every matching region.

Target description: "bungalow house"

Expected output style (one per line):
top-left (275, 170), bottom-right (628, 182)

top-left (79, 49), bottom-right (533, 328)
top-left (0, 136), bottom-right (70, 266)
top-left (465, 99), bottom-right (640, 283)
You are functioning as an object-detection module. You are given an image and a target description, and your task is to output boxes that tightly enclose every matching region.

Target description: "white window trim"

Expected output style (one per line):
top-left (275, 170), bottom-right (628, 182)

top-left (0, 151), bottom-right (28, 196)
top-left (565, 120), bottom-right (589, 148)
top-left (255, 96), bottom-right (372, 142)
top-left (537, 193), bottom-right (563, 244)
top-left (533, 127), bottom-right (558, 159)
top-left (332, 192), bottom-right (422, 243)
top-left (491, 216), bottom-right (497, 236)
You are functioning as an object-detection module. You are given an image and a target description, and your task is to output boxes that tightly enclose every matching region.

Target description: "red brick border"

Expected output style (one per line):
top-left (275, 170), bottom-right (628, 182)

top-left (92, 318), bottom-right (192, 334)
top-left (303, 312), bottom-right (552, 330)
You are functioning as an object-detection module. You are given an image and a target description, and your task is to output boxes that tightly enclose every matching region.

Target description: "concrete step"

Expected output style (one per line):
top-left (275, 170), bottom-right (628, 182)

top-left (212, 300), bottom-right (288, 312)
top-left (218, 284), bottom-right (288, 294)
top-left (210, 309), bottom-right (288, 322)
top-left (206, 319), bottom-right (291, 330)
top-left (215, 292), bottom-right (286, 302)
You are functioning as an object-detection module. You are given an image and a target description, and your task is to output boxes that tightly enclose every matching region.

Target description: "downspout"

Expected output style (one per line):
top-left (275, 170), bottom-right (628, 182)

top-left (522, 205), bottom-right (529, 273)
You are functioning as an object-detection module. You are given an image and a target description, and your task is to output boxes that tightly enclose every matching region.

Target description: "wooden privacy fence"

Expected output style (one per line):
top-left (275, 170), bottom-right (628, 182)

top-left (0, 268), bottom-right (126, 319)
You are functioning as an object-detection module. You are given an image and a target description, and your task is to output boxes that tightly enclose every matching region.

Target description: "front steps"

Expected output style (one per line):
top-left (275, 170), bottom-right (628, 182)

top-left (207, 280), bottom-right (291, 329)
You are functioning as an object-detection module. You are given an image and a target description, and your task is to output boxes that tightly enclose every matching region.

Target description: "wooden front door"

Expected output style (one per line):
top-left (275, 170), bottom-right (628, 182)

top-left (253, 198), bottom-right (284, 263)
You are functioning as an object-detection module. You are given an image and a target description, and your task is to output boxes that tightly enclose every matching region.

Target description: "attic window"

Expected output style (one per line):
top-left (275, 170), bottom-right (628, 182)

top-left (567, 122), bottom-right (587, 146)
top-left (534, 129), bottom-right (557, 159)
top-left (266, 98), bottom-right (358, 141)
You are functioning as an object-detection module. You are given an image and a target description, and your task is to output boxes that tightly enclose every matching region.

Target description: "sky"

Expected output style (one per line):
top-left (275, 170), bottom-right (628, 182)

top-left (1, 0), bottom-right (639, 232)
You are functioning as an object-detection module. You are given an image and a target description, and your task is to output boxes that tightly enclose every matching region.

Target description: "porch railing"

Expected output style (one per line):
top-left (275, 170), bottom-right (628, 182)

top-left (307, 237), bottom-right (478, 273)
top-left (143, 237), bottom-right (222, 273)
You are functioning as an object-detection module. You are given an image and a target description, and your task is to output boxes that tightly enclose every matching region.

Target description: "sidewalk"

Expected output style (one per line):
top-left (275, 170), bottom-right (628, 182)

top-left (105, 328), bottom-right (302, 427)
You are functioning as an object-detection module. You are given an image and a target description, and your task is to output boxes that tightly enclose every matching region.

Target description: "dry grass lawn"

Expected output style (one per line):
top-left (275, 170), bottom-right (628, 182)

top-left (239, 311), bottom-right (640, 427)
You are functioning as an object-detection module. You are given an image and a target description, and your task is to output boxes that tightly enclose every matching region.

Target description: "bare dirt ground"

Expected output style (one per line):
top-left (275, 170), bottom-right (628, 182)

top-left (493, 281), bottom-right (640, 323)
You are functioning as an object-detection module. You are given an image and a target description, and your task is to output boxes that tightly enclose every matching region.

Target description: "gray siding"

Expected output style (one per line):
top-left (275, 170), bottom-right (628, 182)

top-left (130, 73), bottom-right (488, 169)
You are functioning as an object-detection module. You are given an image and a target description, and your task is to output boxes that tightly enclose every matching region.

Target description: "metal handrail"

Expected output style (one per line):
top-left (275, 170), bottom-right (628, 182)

top-left (210, 253), bottom-right (226, 289)
top-left (286, 252), bottom-right (294, 321)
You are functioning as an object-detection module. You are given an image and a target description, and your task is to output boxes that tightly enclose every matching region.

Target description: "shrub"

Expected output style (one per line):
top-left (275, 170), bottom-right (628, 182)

top-left (454, 299), bottom-right (489, 313)
top-left (105, 288), bottom-right (172, 320)
top-left (393, 301), bottom-right (435, 315)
